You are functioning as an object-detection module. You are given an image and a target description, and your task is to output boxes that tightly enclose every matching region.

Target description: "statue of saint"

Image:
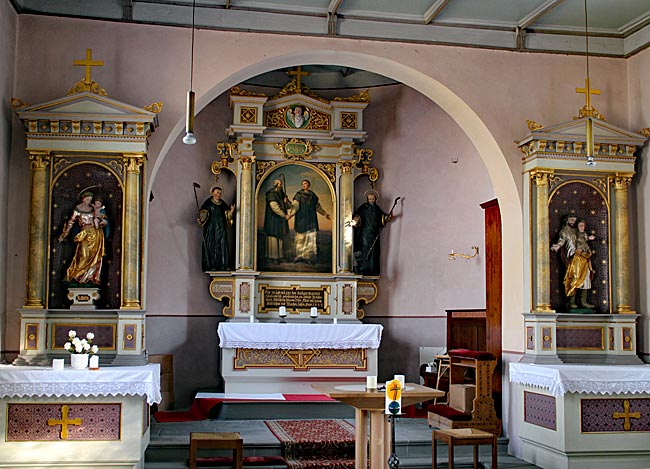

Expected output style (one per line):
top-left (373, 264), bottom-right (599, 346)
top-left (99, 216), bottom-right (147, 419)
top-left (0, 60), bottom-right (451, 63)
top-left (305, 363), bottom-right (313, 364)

top-left (290, 179), bottom-right (330, 264)
top-left (350, 190), bottom-right (392, 276)
top-left (58, 191), bottom-right (108, 286)
top-left (551, 215), bottom-right (595, 309)
top-left (197, 186), bottom-right (235, 271)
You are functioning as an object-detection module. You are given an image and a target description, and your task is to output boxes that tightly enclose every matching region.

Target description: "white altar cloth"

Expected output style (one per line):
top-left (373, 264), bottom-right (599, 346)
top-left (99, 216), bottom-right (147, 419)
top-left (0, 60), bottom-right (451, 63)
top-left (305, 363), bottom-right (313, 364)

top-left (217, 323), bottom-right (383, 349)
top-left (509, 362), bottom-right (650, 397)
top-left (0, 363), bottom-right (161, 405)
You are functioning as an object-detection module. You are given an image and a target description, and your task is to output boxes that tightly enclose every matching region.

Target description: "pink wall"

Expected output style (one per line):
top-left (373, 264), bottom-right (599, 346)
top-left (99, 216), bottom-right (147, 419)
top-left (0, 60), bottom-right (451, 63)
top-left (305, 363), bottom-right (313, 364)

top-left (5, 14), bottom-right (646, 407)
top-left (0, 0), bottom-right (17, 356)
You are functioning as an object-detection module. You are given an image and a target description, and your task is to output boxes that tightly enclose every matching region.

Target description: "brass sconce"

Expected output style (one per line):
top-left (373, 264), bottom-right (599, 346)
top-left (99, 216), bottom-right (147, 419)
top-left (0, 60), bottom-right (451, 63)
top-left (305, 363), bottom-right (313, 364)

top-left (448, 246), bottom-right (479, 261)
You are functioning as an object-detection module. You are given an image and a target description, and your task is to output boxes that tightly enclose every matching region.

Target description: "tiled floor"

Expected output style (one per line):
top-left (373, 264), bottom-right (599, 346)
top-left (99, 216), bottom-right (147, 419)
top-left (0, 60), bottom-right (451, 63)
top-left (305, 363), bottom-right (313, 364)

top-left (146, 417), bottom-right (541, 468)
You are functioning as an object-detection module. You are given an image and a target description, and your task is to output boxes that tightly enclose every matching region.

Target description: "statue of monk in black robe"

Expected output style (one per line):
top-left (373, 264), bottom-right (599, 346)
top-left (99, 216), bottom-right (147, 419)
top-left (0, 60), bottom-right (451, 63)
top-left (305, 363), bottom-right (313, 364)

top-left (290, 179), bottom-right (330, 263)
top-left (351, 190), bottom-right (392, 276)
top-left (197, 186), bottom-right (234, 271)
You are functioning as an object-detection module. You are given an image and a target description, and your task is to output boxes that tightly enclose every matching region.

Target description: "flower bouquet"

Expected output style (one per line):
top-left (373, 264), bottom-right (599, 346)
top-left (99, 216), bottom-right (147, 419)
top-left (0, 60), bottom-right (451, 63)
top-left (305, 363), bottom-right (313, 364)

top-left (64, 330), bottom-right (99, 369)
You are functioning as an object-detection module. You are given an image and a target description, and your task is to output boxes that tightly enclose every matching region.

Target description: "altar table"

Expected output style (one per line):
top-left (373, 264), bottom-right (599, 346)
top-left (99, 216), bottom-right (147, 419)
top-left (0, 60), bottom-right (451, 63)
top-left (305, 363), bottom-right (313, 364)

top-left (218, 323), bottom-right (382, 393)
top-left (509, 362), bottom-right (650, 469)
top-left (0, 363), bottom-right (161, 469)
top-left (313, 383), bottom-right (443, 469)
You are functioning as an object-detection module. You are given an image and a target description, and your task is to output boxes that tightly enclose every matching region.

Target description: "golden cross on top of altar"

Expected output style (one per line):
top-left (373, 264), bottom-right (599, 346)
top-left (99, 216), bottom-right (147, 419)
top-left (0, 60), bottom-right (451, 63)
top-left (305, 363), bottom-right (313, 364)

top-left (74, 48), bottom-right (104, 87)
top-left (287, 66), bottom-right (310, 93)
top-left (576, 77), bottom-right (601, 114)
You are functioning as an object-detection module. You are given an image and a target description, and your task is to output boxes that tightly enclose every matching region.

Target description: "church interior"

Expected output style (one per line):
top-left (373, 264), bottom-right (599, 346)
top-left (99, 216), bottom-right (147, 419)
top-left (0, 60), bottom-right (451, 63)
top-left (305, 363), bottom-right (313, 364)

top-left (2, 1), bottom-right (650, 468)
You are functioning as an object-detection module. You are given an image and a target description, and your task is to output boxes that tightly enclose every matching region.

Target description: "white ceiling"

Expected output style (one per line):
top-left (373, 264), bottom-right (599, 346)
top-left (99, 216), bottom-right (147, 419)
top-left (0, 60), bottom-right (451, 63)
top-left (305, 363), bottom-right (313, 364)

top-left (11, 0), bottom-right (650, 57)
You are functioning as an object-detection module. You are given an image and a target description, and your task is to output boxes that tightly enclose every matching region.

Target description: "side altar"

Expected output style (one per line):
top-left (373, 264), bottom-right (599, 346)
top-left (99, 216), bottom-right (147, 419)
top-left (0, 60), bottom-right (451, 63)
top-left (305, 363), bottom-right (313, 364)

top-left (11, 50), bottom-right (160, 366)
top-left (0, 363), bottom-right (161, 469)
top-left (510, 362), bottom-right (650, 468)
top-left (218, 322), bottom-right (382, 393)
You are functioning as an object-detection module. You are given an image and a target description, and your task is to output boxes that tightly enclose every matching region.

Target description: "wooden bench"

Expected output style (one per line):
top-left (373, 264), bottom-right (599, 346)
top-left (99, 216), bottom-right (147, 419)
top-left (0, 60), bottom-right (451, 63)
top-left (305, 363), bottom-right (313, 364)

top-left (189, 432), bottom-right (243, 469)
top-left (432, 428), bottom-right (497, 469)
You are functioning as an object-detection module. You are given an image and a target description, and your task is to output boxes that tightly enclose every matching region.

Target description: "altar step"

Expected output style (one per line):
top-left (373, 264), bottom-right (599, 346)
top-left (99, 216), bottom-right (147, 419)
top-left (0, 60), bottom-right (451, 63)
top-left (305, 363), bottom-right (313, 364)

top-left (145, 418), bottom-right (537, 468)
top-left (211, 399), bottom-right (354, 420)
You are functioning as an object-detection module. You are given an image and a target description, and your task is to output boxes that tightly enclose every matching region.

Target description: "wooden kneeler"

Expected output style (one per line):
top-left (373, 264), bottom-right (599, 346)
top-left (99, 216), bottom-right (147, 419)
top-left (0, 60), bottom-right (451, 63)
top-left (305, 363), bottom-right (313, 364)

top-left (189, 432), bottom-right (243, 469)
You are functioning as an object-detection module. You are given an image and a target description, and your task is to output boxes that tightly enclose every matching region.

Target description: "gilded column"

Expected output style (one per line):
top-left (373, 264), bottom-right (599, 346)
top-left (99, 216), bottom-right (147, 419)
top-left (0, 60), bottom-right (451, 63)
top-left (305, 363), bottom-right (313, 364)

top-left (532, 170), bottom-right (553, 312)
top-left (24, 151), bottom-right (51, 308)
top-left (121, 153), bottom-right (145, 309)
top-left (613, 175), bottom-right (633, 313)
top-left (338, 160), bottom-right (354, 273)
top-left (238, 156), bottom-right (255, 270)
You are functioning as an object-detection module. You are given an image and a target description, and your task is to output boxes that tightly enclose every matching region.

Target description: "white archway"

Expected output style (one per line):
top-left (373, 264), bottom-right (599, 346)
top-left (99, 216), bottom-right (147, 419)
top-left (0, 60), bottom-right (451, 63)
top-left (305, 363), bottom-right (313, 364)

top-left (149, 50), bottom-right (524, 354)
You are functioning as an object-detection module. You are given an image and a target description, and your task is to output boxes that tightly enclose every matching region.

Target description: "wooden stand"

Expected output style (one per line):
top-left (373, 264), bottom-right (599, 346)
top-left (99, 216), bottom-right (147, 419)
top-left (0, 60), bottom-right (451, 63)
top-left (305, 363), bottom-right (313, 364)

top-left (432, 428), bottom-right (497, 469)
top-left (428, 350), bottom-right (501, 435)
top-left (189, 432), bottom-right (243, 469)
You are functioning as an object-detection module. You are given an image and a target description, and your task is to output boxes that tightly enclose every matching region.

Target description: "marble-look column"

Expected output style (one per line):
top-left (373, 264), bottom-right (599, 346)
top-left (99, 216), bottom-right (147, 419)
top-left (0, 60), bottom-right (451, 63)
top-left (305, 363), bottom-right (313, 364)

top-left (238, 155), bottom-right (255, 270)
top-left (24, 151), bottom-right (51, 309)
top-left (121, 153), bottom-right (145, 309)
top-left (613, 175), bottom-right (633, 313)
top-left (531, 170), bottom-right (553, 312)
top-left (338, 160), bottom-right (354, 273)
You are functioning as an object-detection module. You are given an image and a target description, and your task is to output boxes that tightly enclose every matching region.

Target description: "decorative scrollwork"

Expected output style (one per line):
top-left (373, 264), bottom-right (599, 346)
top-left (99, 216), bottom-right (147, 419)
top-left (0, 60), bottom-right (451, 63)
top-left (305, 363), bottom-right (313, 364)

top-left (256, 161), bottom-right (278, 181)
top-left (270, 78), bottom-right (329, 104)
top-left (573, 105), bottom-right (606, 121)
top-left (108, 159), bottom-right (125, 178)
top-left (593, 177), bottom-right (609, 195)
top-left (10, 97), bottom-right (29, 109)
top-left (639, 128), bottom-right (650, 138)
top-left (333, 90), bottom-right (370, 103)
top-left (526, 119), bottom-right (543, 131)
top-left (229, 86), bottom-right (266, 97)
top-left (144, 102), bottom-right (163, 113)
top-left (67, 78), bottom-right (108, 96)
top-left (316, 163), bottom-right (336, 183)
top-left (52, 157), bottom-right (73, 176)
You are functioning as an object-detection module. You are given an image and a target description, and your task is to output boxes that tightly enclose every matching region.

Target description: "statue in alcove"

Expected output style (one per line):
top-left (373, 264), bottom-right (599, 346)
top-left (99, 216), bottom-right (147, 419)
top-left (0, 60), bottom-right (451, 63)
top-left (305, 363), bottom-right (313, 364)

top-left (58, 190), bottom-right (108, 286)
top-left (551, 215), bottom-right (596, 310)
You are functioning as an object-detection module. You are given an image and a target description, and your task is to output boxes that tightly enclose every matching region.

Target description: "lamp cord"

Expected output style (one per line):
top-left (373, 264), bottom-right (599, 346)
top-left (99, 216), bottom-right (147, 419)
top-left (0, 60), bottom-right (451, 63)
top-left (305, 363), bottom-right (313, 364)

top-left (584, 0), bottom-right (590, 84)
top-left (190, 0), bottom-right (196, 91)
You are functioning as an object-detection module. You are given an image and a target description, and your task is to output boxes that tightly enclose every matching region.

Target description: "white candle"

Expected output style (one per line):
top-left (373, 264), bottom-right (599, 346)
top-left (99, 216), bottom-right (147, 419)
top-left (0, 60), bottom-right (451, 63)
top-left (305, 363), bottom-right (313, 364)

top-left (249, 315), bottom-right (255, 323)
top-left (279, 306), bottom-right (287, 317)
top-left (89, 355), bottom-right (99, 370)
top-left (366, 375), bottom-right (377, 389)
top-left (52, 359), bottom-right (64, 371)
top-left (310, 307), bottom-right (318, 318)
top-left (333, 317), bottom-right (337, 324)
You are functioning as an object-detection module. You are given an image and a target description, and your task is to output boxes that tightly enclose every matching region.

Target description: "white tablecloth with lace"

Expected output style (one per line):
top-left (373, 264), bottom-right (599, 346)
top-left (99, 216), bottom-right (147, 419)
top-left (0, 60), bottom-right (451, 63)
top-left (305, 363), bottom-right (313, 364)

top-left (0, 363), bottom-right (161, 405)
top-left (509, 362), bottom-right (650, 397)
top-left (218, 323), bottom-right (383, 350)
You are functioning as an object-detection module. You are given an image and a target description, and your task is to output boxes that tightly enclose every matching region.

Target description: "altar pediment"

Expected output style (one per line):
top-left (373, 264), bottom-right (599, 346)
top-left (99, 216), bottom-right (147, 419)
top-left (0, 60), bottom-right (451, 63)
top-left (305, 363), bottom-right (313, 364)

top-left (518, 117), bottom-right (647, 146)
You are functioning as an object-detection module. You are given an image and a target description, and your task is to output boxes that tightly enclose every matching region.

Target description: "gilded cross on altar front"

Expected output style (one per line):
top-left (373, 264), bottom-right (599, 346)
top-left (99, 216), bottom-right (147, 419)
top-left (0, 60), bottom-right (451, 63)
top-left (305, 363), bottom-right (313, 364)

top-left (287, 66), bottom-right (310, 93)
top-left (612, 399), bottom-right (640, 431)
top-left (74, 48), bottom-right (104, 86)
top-left (47, 405), bottom-right (82, 439)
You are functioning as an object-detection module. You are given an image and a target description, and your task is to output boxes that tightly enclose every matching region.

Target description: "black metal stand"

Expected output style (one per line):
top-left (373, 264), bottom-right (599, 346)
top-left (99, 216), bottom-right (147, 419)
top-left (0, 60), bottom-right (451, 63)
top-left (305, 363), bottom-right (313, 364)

top-left (387, 415), bottom-right (400, 468)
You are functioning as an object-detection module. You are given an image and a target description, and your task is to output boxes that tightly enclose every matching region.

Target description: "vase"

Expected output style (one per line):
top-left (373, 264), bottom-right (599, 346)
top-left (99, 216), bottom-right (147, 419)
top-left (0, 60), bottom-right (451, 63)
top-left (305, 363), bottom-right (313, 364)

top-left (70, 353), bottom-right (89, 370)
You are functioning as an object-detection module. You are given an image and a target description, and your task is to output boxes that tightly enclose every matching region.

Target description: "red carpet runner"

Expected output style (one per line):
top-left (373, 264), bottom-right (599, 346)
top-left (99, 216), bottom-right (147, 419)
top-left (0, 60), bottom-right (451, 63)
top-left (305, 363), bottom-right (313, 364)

top-left (264, 419), bottom-right (355, 469)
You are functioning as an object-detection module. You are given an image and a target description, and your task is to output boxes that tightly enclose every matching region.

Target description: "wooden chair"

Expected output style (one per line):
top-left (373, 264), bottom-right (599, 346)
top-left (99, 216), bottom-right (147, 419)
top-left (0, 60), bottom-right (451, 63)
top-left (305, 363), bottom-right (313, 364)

top-left (189, 432), bottom-right (243, 469)
top-left (432, 428), bottom-right (497, 469)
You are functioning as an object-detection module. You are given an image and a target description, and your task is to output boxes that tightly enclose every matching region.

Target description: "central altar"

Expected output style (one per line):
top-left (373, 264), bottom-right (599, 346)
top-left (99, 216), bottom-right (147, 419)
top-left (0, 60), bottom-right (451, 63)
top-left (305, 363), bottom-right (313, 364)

top-left (218, 322), bottom-right (382, 393)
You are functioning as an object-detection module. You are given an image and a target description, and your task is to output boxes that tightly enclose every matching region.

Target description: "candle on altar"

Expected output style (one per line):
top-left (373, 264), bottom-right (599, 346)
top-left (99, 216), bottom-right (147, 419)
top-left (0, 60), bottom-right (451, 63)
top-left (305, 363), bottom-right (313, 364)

top-left (310, 307), bottom-right (318, 318)
top-left (279, 306), bottom-right (287, 317)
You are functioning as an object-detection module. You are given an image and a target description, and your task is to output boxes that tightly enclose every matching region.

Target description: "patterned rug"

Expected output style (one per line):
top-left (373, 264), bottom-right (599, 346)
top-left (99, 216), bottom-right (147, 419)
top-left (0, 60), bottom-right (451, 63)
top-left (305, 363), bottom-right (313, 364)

top-left (264, 419), bottom-right (356, 469)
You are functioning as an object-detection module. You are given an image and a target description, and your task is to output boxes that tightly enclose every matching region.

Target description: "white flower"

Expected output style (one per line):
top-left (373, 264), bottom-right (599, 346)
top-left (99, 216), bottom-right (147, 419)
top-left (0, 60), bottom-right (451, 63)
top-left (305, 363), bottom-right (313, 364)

top-left (86, 332), bottom-right (94, 340)
top-left (68, 330), bottom-right (76, 338)
top-left (91, 345), bottom-right (99, 354)
top-left (74, 343), bottom-right (83, 353)
top-left (83, 342), bottom-right (90, 351)
top-left (72, 337), bottom-right (81, 346)
top-left (64, 342), bottom-right (71, 351)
